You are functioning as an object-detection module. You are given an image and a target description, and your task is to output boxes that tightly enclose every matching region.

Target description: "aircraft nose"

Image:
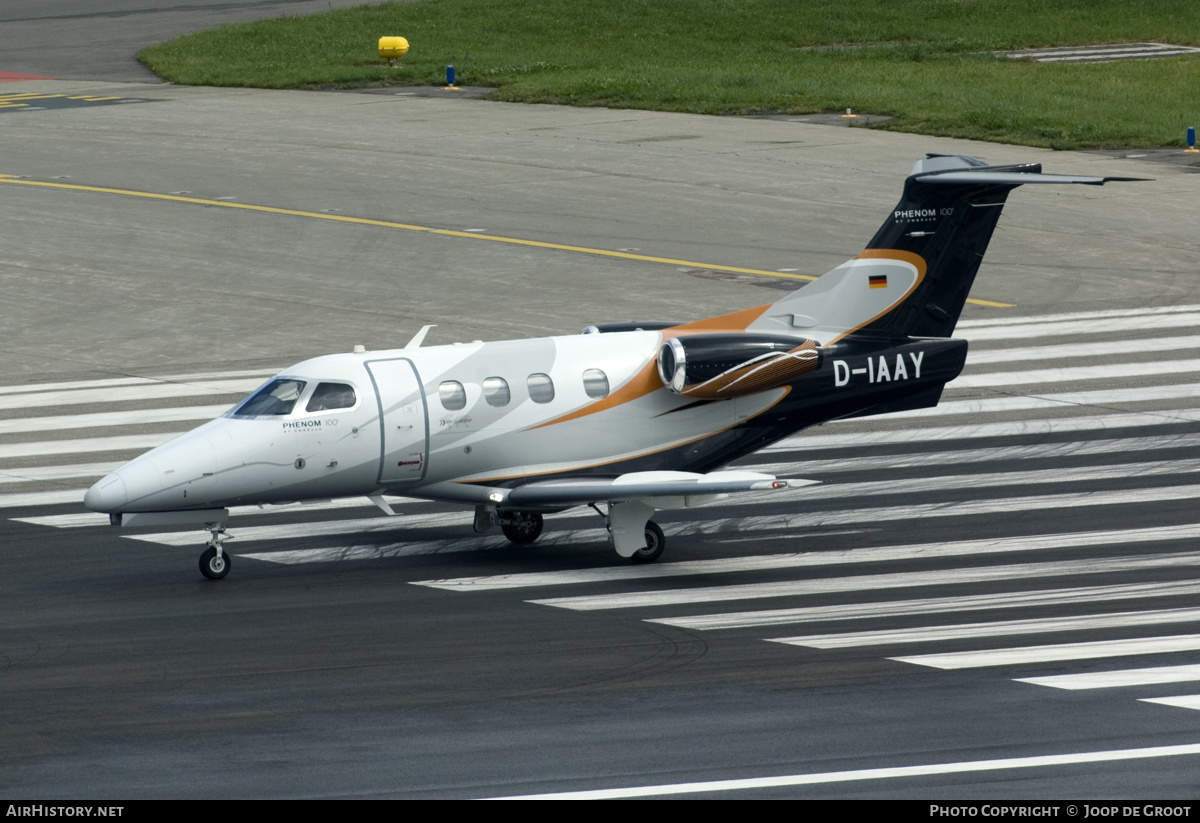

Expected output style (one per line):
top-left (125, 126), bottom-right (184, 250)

top-left (84, 473), bottom-right (127, 513)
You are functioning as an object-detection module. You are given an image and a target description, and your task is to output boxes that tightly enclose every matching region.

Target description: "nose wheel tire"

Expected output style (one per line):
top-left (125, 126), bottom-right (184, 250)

top-left (631, 520), bottom-right (665, 563)
top-left (501, 511), bottom-right (544, 545)
top-left (199, 547), bottom-right (231, 580)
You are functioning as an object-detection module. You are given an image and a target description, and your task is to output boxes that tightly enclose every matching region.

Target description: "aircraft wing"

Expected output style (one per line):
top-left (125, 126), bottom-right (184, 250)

top-left (505, 469), bottom-right (817, 507)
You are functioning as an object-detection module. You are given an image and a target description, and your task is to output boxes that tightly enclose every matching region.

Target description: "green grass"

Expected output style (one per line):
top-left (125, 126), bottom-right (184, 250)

top-left (139, 0), bottom-right (1200, 149)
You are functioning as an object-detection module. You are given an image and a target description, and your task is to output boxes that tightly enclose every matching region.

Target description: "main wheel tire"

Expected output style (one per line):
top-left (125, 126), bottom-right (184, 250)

top-left (501, 511), bottom-right (544, 545)
top-left (199, 546), bottom-right (231, 580)
top-left (631, 520), bottom-right (665, 563)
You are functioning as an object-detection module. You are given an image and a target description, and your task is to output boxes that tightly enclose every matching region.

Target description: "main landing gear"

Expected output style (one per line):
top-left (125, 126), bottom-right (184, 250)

top-left (631, 520), bottom-right (665, 563)
top-left (500, 510), bottom-right (544, 544)
top-left (198, 523), bottom-right (231, 580)
top-left (496, 506), bottom-right (667, 563)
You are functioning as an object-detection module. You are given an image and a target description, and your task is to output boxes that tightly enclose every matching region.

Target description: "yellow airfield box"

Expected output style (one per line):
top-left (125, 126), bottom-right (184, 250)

top-left (378, 37), bottom-right (410, 60)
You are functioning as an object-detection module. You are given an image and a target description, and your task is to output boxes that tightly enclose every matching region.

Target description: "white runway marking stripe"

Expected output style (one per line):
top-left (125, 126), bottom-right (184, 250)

top-left (957, 309), bottom-right (1200, 342)
top-left (23, 480), bottom-right (1200, 545)
top-left (0, 433), bottom-right (181, 460)
top-left (764, 411), bottom-right (1200, 453)
top-left (0, 379), bottom-right (259, 411)
top-left (897, 384), bottom-right (1200, 419)
top-left (757, 458), bottom-right (1200, 502)
top-left (1016, 664), bottom-right (1200, 691)
top-left (957, 304), bottom-right (1200, 329)
top-left (0, 490), bottom-right (87, 508)
top-left (413, 525), bottom-right (1200, 592)
top-left (0, 369), bottom-right (272, 397)
top-left (415, 527), bottom-right (1200, 592)
top-left (690, 483), bottom-right (1200, 531)
top-left (116, 480), bottom-right (1200, 546)
top-left (771, 607), bottom-right (1200, 649)
top-left (892, 635), bottom-right (1200, 670)
top-left (14, 495), bottom-right (420, 529)
top-left (1141, 696), bottom-right (1200, 711)
top-left (493, 743), bottom-right (1200, 799)
top-left (0, 404), bottom-right (230, 436)
top-left (528, 552), bottom-right (1200, 611)
top-left (953, 359), bottom-right (1200, 389)
top-left (243, 528), bottom-right (606, 564)
top-left (753, 433), bottom-right (1200, 476)
top-left (0, 461), bottom-right (122, 484)
top-left (126, 504), bottom-right (581, 546)
top-left (650, 581), bottom-right (1200, 631)
top-left (966, 334), bottom-right (1200, 365)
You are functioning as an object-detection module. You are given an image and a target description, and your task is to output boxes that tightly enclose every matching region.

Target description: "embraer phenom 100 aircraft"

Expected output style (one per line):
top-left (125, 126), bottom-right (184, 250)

top-left (85, 154), bottom-right (1129, 579)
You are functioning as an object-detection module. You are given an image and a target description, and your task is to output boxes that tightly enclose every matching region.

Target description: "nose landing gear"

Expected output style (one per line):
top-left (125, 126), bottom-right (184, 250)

top-left (199, 523), bottom-right (231, 580)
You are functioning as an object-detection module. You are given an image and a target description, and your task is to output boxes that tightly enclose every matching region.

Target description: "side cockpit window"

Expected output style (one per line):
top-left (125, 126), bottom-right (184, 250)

top-left (306, 382), bottom-right (357, 412)
top-left (235, 379), bottom-right (307, 416)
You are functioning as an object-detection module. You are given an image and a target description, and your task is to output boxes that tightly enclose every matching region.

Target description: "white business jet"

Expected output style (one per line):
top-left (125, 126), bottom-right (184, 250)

top-left (84, 154), bottom-right (1129, 578)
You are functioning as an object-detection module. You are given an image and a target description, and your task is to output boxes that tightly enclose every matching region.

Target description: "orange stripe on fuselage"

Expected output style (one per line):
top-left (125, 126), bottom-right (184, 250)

top-left (526, 305), bottom-right (774, 431)
top-left (525, 250), bottom-right (921, 431)
top-left (466, 385), bottom-right (793, 485)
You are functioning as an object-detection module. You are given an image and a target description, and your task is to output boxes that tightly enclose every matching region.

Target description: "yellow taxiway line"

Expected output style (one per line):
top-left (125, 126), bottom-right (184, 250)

top-left (0, 174), bottom-right (1015, 308)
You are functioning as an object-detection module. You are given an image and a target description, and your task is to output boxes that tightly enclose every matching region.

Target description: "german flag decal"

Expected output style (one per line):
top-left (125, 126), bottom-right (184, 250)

top-left (868, 274), bottom-right (888, 289)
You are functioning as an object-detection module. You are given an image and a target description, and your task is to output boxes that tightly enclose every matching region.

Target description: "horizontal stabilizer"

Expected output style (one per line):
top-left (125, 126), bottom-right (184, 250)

top-left (918, 171), bottom-right (1147, 186)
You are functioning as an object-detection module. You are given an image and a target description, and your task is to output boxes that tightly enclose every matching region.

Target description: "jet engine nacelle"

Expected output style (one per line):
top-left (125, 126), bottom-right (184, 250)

top-left (656, 333), bottom-right (822, 399)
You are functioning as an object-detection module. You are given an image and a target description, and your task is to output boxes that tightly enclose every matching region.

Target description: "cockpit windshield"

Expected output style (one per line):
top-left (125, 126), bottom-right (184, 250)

top-left (233, 379), bottom-right (307, 416)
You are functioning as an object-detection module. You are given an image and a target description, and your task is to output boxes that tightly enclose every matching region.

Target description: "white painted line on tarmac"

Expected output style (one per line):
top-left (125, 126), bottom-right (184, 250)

top-left (528, 552), bottom-right (1200, 611)
top-left (21, 480), bottom-right (1200, 551)
top-left (690, 484), bottom-right (1200, 532)
top-left (896, 383), bottom-right (1200, 419)
top-left (759, 458), bottom-right (1200, 503)
top-left (0, 490), bottom-right (87, 508)
top-left (957, 305), bottom-right (1200, 329)
top-left (415, 526), bottom-right (1200, 592)
top-left (751, 433), bottom-right (1200, 475)
top-left (491, 743), bottom-right (1200, 798)
top-left (1141, 695), bottom-right (1200, 711)
top-left (0, 404), bottom-right (230, 435)
top-left (773, 607), bottom-right (1200, 649)
top-left (0, 379), bottom-right (260, 411)
top-left (767, 411), bottom-right (1200, 452)
top-left (954, 359), bottom-right (1200, 389)
top-left (967, 335), bottom-right (1200, 365)
top-left (651, 581), bottom-right (1200, 631)
top-left (0, 370), bottom-right (273, 397)
top-left (242, 528), bottom-right (604, 564)
top-left (13, 495), bottom-right (420, 528)
top-left (958, 310), bottom-right (1200, 341)
top-left (0, 433), bottom-right (180, 460)
top-left (893, 635), bottom-right (1200, 670)
top-left (1018, 664), bottom-right (1200, 691)
top-left (124, 508), bottom-right (583, 546)
top-left (0, 461), bottom-right (122, 483)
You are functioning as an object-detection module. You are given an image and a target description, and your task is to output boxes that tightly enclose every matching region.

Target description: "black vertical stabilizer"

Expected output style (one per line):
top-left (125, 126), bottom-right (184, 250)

top-left (856, 154), bottom-right (1124, 339)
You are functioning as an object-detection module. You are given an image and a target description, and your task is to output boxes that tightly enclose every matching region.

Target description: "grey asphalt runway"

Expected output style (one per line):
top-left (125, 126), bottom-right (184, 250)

top-left (3, 3), bottom-right (1200, 800)
top-left (0, 1), bottom-right (397, 82)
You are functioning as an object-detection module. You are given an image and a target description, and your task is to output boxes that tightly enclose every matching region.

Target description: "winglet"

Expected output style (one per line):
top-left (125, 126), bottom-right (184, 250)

top-left (404, 325), bottom-right (437, 349)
